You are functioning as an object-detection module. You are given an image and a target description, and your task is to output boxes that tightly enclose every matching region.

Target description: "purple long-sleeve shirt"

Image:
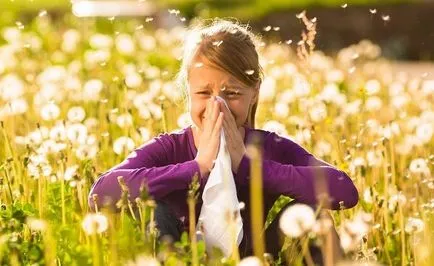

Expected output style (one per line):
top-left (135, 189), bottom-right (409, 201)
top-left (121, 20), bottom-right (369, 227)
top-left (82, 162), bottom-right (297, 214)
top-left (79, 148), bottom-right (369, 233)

top-left (89, 125), bottom-right (358, 235)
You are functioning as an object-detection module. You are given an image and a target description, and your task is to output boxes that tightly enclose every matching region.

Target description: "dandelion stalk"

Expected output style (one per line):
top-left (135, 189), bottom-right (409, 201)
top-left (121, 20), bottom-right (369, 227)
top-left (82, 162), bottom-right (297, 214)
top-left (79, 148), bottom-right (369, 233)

top-left (247, 135), bottom-right (265, 261)
top-left (187, 173), bottom-right (200, 266)
top-left (59, 161), bottom-right (66, 225)
top-left (147, 200), bottom-right (157, 257)
top-left (398, 202), bottom-right (407, 265)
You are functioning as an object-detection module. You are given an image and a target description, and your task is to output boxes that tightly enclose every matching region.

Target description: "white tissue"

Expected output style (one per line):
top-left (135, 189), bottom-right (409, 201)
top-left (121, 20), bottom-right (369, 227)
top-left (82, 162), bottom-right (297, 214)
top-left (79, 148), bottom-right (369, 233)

top-left (197, 96), bottom-right (243, 257)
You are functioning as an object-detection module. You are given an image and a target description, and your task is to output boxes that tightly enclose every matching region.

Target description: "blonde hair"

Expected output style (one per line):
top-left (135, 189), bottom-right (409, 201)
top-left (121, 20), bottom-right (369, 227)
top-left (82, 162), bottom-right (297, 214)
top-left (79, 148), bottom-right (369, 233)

top-left (176, 18), bottom-right (263, 128)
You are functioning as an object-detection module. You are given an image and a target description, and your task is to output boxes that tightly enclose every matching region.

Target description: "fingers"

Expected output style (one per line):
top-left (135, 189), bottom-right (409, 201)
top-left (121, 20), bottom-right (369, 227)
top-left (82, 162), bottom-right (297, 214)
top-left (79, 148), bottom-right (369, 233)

top-left (212, 112), bottom-right (224, 138)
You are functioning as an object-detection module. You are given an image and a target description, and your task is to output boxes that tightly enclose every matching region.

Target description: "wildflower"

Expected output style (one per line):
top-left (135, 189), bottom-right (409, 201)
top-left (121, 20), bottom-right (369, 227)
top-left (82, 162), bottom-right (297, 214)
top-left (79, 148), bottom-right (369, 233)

top-left (279, 204), bottom-right (316, 238)
top-left (89, 33), bottom-right (113, 49)
top-left (27, 217), bottom-right (47, 232)
top-left (0, 74), bottom-right (25, 100)
top-left (116, 113), bottom-right (133, 128)
top-left (259, 77), bottom-right (276, 101)
top-left (81, 213), bottom-right (108, 235)
top-left (125, 255), bottom-right (160, 266)
top-left (365, 79), bottom-right (381, 95)
top-left (75, 145), bottom-right (98, 160)
top-left (404, 217), bottom-right (425, 234)
top-left (388, 192), bottom-right (407, 211)
top-left (292, 75), bottom-right (311, 97)
top-left (139, 127), bottom-right (151, 142)
top-left (63, 165), bottom-right (79, 181)
top-left (66, 123), bottom-right (88, 144)
top-left (409, 158), bottom-right (430, 176)
top-left (416, 123), bottom-right (433, 144)
top-left (40, 102), bottom-right (60, 121)
top-left (262, 121), bottom-right (288, 137)
top-left (125, 72), bottom-right (143, 88)
top-left (309, 102), bottom-right (327, 122)
top-left (116, 34), bottom-right (135, 55)
top-left (113, 136), bottom-right (135, 155)
top-left (67, 106), bottom-right (86, 122)
top-left (362, 188), bottom-right (375, 204)
top-left (274, 102), bottom-right (289, 118)
top-left (365, 96), bottom-right (383, 112)
top-left (238, 256), bottom-right (262, 266)
top-left (83, 79), bottom-right (103, 101)
top-left (177, 112), bottom-right (191, 128)
top-left (314, 140), bottom-right (332, 157)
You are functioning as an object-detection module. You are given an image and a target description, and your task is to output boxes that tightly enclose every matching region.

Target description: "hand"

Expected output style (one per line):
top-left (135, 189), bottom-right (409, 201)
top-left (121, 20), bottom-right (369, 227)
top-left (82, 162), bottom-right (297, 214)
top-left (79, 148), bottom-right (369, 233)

top-left (219, 100), bottom-right (247, 174)
top-left (194, 97), bottom-right (224, 178)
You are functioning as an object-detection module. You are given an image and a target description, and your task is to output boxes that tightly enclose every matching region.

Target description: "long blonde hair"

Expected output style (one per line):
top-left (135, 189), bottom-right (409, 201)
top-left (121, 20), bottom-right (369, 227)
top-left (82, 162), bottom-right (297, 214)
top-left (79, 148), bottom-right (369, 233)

top-left (176, 18), bottom-right (263, 128)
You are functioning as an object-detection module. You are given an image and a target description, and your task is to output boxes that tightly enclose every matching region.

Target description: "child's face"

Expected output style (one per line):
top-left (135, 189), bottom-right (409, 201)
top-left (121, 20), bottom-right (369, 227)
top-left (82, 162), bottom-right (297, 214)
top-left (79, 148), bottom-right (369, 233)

top-left (188, 57), bottom-right (258, 131)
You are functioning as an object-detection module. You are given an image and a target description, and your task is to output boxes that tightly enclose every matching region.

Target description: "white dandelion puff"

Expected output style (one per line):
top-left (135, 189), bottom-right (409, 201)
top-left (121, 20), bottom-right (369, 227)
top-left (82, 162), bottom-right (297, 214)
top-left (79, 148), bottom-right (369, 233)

top-left (116, 113), bottom-right (133, 128)
top-left (279, 204), bottom-right (316, 238)
top-left (415, 123), bottom-right (433, 144)
top-left (404, 217), bottom-right (424, 234)
top-left (67, 106), bottom-right (86, 123)
top-left (409, 158), bottom-right (430, 176)
top-left (113, 136), bottom-right (135, 155)
top-left (82, 213), bottom-right (108, 235)
top-left (40, 102), bottom-right (60, 121)
top-left (125, 255), bottom-right (160, 266)
top-left (27, 217), bottom-right (47, 232)
top-left (238, 256), bottom-right (262, 266)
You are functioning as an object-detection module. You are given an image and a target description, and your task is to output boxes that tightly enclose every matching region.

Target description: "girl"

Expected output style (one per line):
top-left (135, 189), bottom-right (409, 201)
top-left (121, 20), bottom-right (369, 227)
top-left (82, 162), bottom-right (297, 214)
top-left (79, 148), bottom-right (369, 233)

top-left (89, 19), bottom-right (359, 263)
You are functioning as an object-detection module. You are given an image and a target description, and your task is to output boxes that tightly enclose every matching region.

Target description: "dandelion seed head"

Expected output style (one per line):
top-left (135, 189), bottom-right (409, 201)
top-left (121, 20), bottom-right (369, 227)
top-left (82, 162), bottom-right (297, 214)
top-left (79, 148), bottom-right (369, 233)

top-left (27, 217), bottom-right (47, 232)
top-left (279, 204), bottom-right (316, 238)
top-left (238, 256), bottom-right (262, 266)
top-left (82, 213), bottom-right (108, 235)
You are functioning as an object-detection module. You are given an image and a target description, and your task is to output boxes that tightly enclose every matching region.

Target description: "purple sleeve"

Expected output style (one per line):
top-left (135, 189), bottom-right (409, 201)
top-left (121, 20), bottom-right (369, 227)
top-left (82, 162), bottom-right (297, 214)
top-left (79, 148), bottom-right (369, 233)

top-left (236, 132), bottom-right (359, 210)
top-left (88, 136), bottom-right (202, 210)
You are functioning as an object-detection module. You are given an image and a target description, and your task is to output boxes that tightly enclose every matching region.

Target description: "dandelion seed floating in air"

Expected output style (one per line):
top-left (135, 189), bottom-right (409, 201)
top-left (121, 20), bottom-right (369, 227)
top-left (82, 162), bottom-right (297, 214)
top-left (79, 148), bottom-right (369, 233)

top-left (136, 25), bottom-right (144, 30)
top-left (168, 9), bottom-right (180, 15)
top-left (38, 10), bottom-right (47, 17)
top-left (263, 26), bottom-right (272, 32)
top-left (341, 3), bottom-right (348, 8)
top-left (145, 17), bottom-right (153, 22)
top-left (382, 15), bottom-right (390, 21)
top-left (180, 17), bottom-right (186, 22)
top-left (285, 39), bottom-right (293, 45)
top-left (370, 9), bottom-right (377, 14)
top-left (16, 21), bottom-right (24, 30)
top-left (245, 70), bottom-right (255, 75)
top-left (273, 27), bottom-right (280, 31)
top-left (194, 62), bottom-right (203, 68)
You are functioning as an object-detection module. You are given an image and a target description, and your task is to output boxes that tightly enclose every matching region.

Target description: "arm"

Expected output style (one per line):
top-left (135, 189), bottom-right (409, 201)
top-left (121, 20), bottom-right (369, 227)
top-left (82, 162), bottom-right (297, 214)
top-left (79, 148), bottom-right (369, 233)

top-left (88, 136), bottom-right (202, 210)
top-left (236, 132), bottom-right (359, 210)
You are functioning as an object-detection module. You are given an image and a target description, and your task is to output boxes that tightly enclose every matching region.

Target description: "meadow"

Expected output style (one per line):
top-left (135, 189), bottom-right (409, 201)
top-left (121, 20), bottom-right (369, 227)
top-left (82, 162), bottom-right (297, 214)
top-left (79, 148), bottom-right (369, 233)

top-left (0, 11), bottom-right (433, 266)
